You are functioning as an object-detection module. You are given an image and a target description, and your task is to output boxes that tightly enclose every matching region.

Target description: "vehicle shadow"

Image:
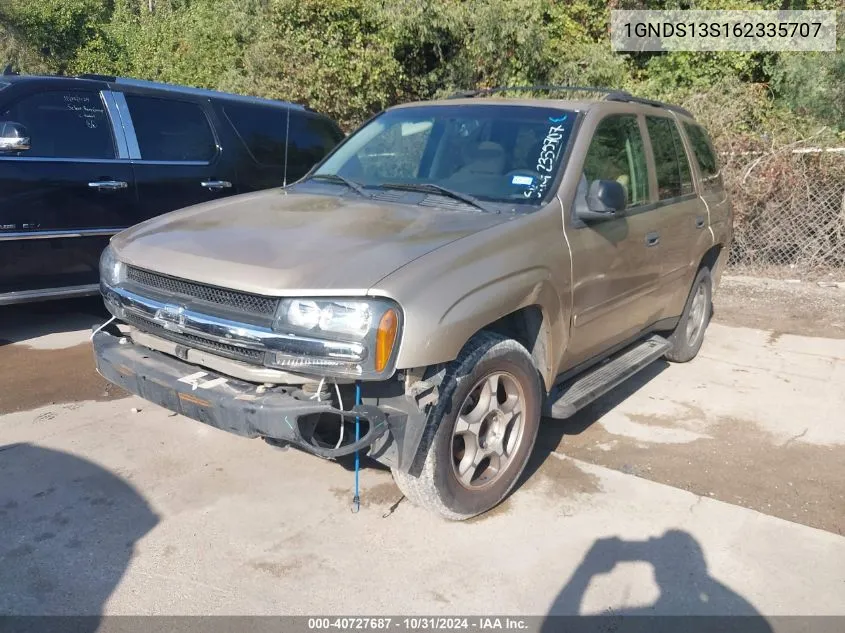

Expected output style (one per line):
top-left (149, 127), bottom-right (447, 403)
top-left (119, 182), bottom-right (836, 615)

top-left (517, 359), bottom-right (669, 491)
top-left (0, 297), bottom-right (107, 347)
top-left (0, 443), bottom-right (159, 620)
top-left (540, 530), bottom-right (773, 632)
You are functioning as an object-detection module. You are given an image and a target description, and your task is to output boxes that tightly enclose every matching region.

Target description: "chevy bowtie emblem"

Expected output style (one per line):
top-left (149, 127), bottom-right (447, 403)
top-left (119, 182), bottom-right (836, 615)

top-left (154, 304), bottom-right (187, 332)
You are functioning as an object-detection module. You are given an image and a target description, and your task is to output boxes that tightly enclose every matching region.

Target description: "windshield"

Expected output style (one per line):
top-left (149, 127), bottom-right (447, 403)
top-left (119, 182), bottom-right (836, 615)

top-left (313, 105), bottom-right (577, 208)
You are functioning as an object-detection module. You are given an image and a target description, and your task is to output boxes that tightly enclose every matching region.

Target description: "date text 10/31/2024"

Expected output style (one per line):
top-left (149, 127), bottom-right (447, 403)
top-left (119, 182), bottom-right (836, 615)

top-left (307, 617), bottom-right (529, 630)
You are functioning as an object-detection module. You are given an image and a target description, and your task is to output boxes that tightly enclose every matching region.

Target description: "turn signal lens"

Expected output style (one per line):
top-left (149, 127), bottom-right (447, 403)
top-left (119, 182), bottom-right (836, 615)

top-left (375, 308), bottom-right (398, 373)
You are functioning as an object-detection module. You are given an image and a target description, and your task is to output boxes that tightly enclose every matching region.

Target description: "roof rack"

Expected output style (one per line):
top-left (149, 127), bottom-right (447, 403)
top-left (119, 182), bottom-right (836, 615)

top-left (447, 84), bottom-right (695, 119)
top-left (605, 93), bottom-right (695, 119)
top-left (448, 85), bottom-right (632, 100)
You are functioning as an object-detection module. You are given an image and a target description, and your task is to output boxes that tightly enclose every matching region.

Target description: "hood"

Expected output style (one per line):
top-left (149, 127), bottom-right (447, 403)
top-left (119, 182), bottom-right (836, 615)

top-left (112, 189), bottom-right (510, 296)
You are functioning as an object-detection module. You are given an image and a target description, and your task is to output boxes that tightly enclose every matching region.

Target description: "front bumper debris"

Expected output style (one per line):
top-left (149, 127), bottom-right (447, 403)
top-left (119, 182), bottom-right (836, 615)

top-left (92, 328), bottom-right (388, 459)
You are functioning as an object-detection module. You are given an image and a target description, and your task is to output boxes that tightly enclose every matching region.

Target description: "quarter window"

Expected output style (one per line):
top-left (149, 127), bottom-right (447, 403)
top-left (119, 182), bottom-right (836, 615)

top-left (582, 115), bottom-right (649, 208)
top-left (288, 112), bottom-right (344, 176)
top-left (223, 102), bottom-right (288, 166)
top-left (124, 95), bottom-right (216, 162)
top-left (0, 90), bottom-right (115, 159)
top-left (683, 122), bottom-right (719, 179)
top-left (646, 116), bottom-right (694, 200)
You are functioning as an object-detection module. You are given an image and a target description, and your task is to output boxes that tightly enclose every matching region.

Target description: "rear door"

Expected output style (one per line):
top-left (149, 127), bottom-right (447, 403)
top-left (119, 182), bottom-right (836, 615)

top-left (0, 80), bottom-right (137, 299)
top-left (683, 121), bottom-right (731, 261)
top-left (643, 115), bottom-right (708, 317)
top-left (564, 113), bottom-right (663, 364)
top-left (117, 91), bottom-right (239, 223)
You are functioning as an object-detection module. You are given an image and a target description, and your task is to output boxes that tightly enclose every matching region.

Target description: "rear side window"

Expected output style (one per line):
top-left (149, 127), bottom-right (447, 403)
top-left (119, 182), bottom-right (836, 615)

top-left (683, 122), bottom-right (719, 178)
top-left (0, 90), bottom-right (115, 159)
top-left (288, 112), bottom-right (343, 172)
top-left (125, 95), bottom-right (216, 162)
top-left (223, 102), bottom-right (288, 166)
top-left (582, 114), bottom-right (649, 208)
top-left (646, 116), bottom-right (694, 200)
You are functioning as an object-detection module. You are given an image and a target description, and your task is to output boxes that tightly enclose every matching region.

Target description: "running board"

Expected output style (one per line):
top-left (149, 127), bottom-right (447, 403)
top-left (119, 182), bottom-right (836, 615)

top-left (544, 334), bottom-right (671, 419)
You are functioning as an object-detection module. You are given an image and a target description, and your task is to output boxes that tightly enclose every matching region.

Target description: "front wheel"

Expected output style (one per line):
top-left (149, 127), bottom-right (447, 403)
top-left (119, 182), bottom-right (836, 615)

top-left (665, 266), bottom-right (713, 363)
top-left (392, 331), bottom-right (542, 520)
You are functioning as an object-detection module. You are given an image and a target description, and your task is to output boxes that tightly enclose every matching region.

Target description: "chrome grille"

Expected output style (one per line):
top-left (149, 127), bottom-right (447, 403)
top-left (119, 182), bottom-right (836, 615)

top-left (126, 267), bottom-right (278, 317)
top-left (124, 313), bottom-right (265, 365)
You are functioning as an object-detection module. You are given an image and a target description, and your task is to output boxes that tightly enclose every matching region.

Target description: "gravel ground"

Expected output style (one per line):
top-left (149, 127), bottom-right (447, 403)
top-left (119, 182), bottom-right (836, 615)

top-left (714, 275), bottom-right (845, 339)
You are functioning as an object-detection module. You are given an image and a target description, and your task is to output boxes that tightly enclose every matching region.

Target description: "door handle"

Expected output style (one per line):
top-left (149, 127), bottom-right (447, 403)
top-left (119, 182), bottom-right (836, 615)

top-left (695, 216), bottom-right (706, 229)
top-left (201, 180), bottom-right (232, 191)
top-left (645, 232), bottom-right (660, 247)
top-left (88, 180), bottom-right (128, 190)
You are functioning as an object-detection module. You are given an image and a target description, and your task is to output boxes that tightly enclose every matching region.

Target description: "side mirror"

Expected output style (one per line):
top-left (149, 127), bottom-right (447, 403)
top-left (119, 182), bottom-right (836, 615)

top-left (576, 179), bottom-right (627, 222)
top-left (0, 121), bottom-right (30, 153)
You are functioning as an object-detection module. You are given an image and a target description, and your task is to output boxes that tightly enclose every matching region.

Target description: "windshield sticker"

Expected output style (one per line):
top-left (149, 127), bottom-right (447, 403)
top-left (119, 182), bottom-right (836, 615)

top-left (524, 123), bottom-right (568, 199)
top-left (511, 175), bottom-right (534, 186)
top-left (549, 115), bottom-right (568, 123)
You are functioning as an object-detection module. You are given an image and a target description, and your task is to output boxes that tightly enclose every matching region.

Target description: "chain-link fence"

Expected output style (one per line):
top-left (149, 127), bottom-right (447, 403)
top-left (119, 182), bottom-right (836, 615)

top-left (721, 147), bottom-right (845, 279)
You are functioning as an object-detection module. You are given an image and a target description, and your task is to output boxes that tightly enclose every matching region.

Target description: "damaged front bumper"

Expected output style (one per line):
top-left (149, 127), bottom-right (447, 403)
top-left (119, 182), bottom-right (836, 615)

top-left (92, 325), bottom-right (398, 461)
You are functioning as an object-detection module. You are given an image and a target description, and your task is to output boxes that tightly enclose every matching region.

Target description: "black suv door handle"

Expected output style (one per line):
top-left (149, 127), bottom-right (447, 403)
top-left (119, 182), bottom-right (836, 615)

top-left (695, 216), bottom-right (706, 229)
top-left (88, 180), bottom-right (128, 191)
top-left (201, 180), bottom-right (232, 191)
top-left (645, 232), bottom-right (660, 247)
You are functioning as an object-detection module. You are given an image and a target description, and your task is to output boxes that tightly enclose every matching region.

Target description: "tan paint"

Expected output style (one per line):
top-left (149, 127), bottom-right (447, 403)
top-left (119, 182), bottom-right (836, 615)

top-left (109, 97), bottom-right (732, 389)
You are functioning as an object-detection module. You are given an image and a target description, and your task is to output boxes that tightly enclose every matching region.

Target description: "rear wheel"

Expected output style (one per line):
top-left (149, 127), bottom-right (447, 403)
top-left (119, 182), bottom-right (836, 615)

top-left (392, 331), bottom-right (542, 520)
top-left (665, 266), bottom-right (713, 363)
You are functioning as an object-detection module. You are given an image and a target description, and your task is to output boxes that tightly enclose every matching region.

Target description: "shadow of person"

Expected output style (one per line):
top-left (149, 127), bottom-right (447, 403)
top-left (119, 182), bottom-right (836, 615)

top-left (0, 443), bottom-right (159, 624)
top-left (542, 530), bottom-right (772, 633)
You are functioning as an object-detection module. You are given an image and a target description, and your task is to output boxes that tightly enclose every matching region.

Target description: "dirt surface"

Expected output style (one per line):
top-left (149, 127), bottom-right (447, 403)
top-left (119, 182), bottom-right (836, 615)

top-left (0, 298), bottom-right (127, 415)
top-left (714, 275), bottom-right (845, 339)
top-left (558, 410), bottom-right (844, 536)
top-left (0, 342), bottom-right (127, 415)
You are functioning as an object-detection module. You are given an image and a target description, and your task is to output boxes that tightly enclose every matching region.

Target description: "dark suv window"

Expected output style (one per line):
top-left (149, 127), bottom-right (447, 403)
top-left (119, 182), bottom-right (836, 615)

top-left (125, 95), bottom-right (216, 162)
top-left (223, 102), bottom-right (288, 166)
top-left (0, 90), bottom-right (115, 159)
top-left (583, 114), bottom-right (649, 208)
top-left (287, 112), bottom-right (343, 176)
top-left (646, 116), bottom-right (694, 200)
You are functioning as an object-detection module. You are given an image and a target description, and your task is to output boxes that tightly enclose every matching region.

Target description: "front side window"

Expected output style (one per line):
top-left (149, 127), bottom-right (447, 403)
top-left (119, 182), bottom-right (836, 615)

top-left (0, 90), bottom-right (115, 159)
top-left (314, 105), bottom-right (578, 208)
top-left (582, 114), bottom-right (649, 208)
top-left (646, 116), bottom-right (694, 200)
top-left (125, 95), bottom-right (216, 162)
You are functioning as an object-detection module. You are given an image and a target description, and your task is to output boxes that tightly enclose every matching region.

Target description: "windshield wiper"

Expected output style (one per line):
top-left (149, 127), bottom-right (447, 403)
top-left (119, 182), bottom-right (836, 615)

top-left (306, 173), bottom-right (370, 198)
top-left (378, 182), bottom-right (491, 213)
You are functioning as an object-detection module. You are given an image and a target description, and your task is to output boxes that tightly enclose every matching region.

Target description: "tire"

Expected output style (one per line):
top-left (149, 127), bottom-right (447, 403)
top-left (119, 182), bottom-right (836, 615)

top-left (392, 331), bottom-right (542, 520)
top-left (665, 266), bottom-right (713, 363)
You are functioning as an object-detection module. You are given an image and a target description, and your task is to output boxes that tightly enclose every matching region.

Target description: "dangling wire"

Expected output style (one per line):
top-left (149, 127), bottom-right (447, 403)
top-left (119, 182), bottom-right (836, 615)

top-left (90, 316), bottom-right (116, 341)
top-left (333, 381), bottom-right (345, 450)
top-left (310, 377), bottom-right (326, 401)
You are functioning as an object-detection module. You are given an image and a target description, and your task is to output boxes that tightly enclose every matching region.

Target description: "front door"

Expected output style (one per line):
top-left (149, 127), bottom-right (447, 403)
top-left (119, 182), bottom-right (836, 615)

top-left (117, 93), bottom-right (239, 223)
top-left (563, 113), bottom-right (663, 366)
top-left (0, 85), bottom-right (136, 298)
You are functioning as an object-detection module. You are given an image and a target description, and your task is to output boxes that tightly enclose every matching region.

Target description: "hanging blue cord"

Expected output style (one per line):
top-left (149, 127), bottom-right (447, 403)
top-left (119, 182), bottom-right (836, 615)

top-left (352, 380), bottom-right (361, 513)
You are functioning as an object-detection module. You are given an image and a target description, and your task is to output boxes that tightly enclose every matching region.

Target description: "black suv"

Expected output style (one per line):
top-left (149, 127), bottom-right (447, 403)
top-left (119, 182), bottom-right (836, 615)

top-left (0, 73), bottom-right (344, 305)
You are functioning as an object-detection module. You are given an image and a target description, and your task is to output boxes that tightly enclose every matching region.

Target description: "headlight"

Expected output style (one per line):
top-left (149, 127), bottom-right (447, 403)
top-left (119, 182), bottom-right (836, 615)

top-left (269, 298), bottom-right (401, 379)
top-left (99, 245), bottom-right (125, 287)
